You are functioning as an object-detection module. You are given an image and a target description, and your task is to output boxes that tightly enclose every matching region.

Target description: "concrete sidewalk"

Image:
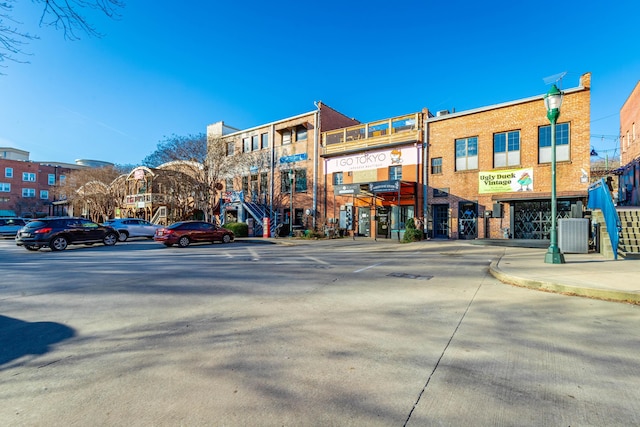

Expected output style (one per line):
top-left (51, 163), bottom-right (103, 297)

top-left (489, 246), bottom-right (640, 305)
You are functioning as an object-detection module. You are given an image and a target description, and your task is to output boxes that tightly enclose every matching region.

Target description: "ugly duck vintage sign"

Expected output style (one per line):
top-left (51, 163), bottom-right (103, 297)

top-left (479, 168), bottom-right (534, 194)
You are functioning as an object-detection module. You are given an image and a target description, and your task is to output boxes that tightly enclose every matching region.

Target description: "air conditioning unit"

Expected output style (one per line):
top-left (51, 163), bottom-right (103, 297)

top-left (436, 110), bottom-right (449, 117)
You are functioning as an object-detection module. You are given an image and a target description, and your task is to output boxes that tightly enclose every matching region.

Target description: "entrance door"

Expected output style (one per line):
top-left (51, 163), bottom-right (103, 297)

top-left (376, 207), bottom-right (390, 238)
top-left (459, 202), bottom-right (477, 239)
top-left (358, 207), bottom-right (370, 237)
top-left (433, 204), bottom-right (449, 238)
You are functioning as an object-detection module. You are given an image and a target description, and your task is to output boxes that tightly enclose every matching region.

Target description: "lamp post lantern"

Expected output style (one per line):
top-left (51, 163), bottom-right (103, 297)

top-left (543, 84), bottom-right (566, 264)
top-left (288, 169), bottom-right (294, 238)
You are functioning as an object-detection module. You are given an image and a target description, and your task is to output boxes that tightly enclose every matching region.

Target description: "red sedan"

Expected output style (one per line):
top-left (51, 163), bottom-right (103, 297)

top-left (154, 221), bottom-right (235, 247)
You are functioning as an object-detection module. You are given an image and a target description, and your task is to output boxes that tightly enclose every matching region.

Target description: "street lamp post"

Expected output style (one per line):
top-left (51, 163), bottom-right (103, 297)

top-left (288, 169), bottom-right (294, 238)
top-left (544, 84), bottom-right (566, 264)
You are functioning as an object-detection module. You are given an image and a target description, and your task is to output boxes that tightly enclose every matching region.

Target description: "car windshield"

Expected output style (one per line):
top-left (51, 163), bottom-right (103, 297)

top-left (25, 220), bottom-right (48, 229)
top-left (167, 222), bottom-right (186, 230)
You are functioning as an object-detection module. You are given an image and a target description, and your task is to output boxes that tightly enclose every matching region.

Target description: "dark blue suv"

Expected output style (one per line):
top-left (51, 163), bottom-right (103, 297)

top-left (15, 217), bottom-right (119, 251)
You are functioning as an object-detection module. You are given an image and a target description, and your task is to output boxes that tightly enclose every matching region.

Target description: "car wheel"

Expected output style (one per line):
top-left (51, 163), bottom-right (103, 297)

top-left (178, 236), bottom-right (190, 248)
top-left (118, 231), bottom-right (128, 242)
top-left (103, 233), bottom-right (118, 246)
top-left (50, 236), bottom-right (68, 251)
top-left (222, 234), bottom-right (231, 244)
top-left (24, 245), bottom-right (39, 251)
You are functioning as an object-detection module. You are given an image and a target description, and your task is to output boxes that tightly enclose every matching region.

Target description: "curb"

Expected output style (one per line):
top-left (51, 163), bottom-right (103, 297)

top-left (489, 257), bottom-right (640, 305)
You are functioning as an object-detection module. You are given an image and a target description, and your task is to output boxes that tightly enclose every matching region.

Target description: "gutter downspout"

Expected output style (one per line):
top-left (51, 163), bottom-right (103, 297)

top-left (422, 112), bottom-right (429, 237)
top-left (313, 101), bottom-right (320, 230)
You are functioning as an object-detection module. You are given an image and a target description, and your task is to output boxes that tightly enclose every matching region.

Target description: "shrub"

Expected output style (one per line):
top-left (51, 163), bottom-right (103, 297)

top-left (402, 217), bottom-right (423, 243)
top-left (224, 222), bottom-right (248, 237)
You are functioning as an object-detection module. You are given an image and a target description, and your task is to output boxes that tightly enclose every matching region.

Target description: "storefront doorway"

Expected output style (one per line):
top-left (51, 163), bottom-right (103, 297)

top-left (459, 202), bottom-right (477, 239)
top-left (433, 204), bottom-right (449, 238)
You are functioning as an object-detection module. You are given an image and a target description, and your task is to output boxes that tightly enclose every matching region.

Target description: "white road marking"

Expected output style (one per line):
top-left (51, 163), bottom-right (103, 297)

top-left (354, 263), bottom-right (383, 273)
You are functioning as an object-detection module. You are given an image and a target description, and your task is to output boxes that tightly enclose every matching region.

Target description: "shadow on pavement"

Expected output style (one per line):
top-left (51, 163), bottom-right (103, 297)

top-left (0, 315), bottom-right (75, 367)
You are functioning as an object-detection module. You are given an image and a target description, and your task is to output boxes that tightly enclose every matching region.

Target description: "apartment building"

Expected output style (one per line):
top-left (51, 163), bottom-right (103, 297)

top-left (618, 80), bottom-right (640, 206)
top-left (0, 148), bottom-right (76, 217)
top-left (208, 102), bottom-right (359, 235)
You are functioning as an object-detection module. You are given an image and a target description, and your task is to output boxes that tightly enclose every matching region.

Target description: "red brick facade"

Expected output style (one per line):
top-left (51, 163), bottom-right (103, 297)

top-left (0, 158), bottom-right (73, 217)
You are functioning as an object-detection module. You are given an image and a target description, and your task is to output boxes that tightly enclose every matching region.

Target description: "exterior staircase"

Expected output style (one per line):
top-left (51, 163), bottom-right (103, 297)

top-left (617, 208), bottom-right (640, 259)
top-left (593, 207), bottom-right (640, 259)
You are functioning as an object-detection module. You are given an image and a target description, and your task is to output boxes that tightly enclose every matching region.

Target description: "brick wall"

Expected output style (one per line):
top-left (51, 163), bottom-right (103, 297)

top-left (620, 80), bottom-right (640, 165)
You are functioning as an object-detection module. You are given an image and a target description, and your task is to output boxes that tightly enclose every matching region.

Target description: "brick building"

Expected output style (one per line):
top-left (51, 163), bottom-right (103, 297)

top-left (321, 73), bottom-right (592, 241)
top-left (208, 102), bottom-right (359, 236)
top-left (0, 148), bottom-right (77, 218)
top-left (618, 80), bottom-right (640, 206)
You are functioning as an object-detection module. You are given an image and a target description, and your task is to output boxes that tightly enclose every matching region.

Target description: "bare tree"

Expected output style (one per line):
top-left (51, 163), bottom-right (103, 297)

top-left (54, 165), bottom-right (123, 222)
top-left (1, 0), bottom-right (124, 67)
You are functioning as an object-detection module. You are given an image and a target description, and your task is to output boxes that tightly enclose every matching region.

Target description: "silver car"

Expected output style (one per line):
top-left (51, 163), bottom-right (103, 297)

top-left (103, 218), bottom-right (162, 242)
top-left (0, 218), bottom-right (27, 238)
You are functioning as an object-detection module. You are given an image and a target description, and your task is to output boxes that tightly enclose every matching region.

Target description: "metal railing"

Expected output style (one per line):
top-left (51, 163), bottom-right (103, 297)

top-left (587, 178), bottom-right (621, 259)
top-left (322, 113), bottom-right (421, 155)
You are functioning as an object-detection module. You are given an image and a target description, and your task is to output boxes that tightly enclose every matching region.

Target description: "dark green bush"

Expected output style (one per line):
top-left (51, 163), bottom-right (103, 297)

top-left (224, 222), bottom-right (248, 237)
top-left (402, 217), bottom-right (423, 243)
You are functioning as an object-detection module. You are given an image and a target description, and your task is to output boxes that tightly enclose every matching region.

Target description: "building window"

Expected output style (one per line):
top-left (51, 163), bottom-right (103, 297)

top-left (455, 136), bottom-right (478, 171)
top-left (260, 172), bottom-right (268, 195)
top-left (241, 175), bottom-right (249, 194)
top-left (22, 188), bottom-right (36, 197)
top-left (296, 126), bottom-right (307, 142)
top-left (261, 133), bottom-right (269, 149)
top-left (5, 167), bottom-right (12, 178)
top-left (225, 178), bottom-right (233, 191)
top-left (242, 137), bottom-right (251, 153)
top-left (40, 190), bottom-right (49, 199)
top-left (295, 169), bottom-right (307, 192)
top-left (252, 135), bottom-right (259, 151)
top-left (282, 130), bottom-right (292, 145)
top-left (48, 174), bottom-right (56, 185)
top-left (333, 172), bottom-right (343, 185)
top-left (538, 122), bottom-right (570, 163)
top-left (281, 171), bottom-right (293, 193)
top-left (494, 130), bottom-right (521, 167)
top-left (22, 172), bottom-right (36, 182)
top-left (389, 165), bottom-right (402, 180)
top-left (59, 175), bottom-right (66, 185)
top-left (431, 157), bottom-right (442, 175)
top-left (0, 182), bottom-right (10, 192)
top-left (227, 141), bottom-right (235, 156)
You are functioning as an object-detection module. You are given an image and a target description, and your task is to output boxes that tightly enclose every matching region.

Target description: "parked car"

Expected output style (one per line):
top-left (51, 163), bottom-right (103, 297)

top-left (0, 217), bottom-right (27, 238)
top-left (15, 217), bottom-right (119, 251)
top-left (153, 220), bottom-right (235, 248)
top-left (103, 218), bottom-right (162, 241)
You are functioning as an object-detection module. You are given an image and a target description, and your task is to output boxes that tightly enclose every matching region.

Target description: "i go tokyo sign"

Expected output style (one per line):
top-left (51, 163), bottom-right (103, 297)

top-left (325, 147), bottom-right (418, 174)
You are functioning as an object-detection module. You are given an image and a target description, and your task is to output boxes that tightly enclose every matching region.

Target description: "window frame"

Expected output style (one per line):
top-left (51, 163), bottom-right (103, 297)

top-left (22, 172), bottom-right (36, 182)
top-left (333, 172), bottom-right (344, 185)
top-left (493, 130), bottom-right (521, 168)
top-left (389, 165), bottom-right (402, 181)
top-left (5, 167), bottom-right (13, 178)
top-left (455, 136), bottom-right (479, 171)
top-left (0, 182), bottom-right (10, 192)
top-left (40, 190), bottom-right (49, 199)
top-left (538, 122), bottom-right (570, 163)
top-left (22, 188), bottom-right (36, 197)
top-left (431, 157), bottom-right (442, 175)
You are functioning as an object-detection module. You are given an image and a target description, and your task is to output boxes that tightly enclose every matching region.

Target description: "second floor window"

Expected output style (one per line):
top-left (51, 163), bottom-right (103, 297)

top-left (494, 130), bottom-right (521, 167)
top-left (22, 188), bottom-right (35, 197)
top-left (282, 130), bottom-right (292, 145)
top-left (539, 122), bottom-right (570, 163)
top-left (389, 165), bottom-right (402, 180)
top-left (40, 190), bottom-right (49, 199)
top-left (5, 167), bottom-right (12, 178)
top-left (261, 133), bottom-right (269, 149)
top-left (431, 157), bottom-right (442, 174)
top-left (227, 141), bottom-right (235, 156)
top-left (0, 182), bottom-right (10, 192)
top-left (251, 135), bottom-right (259, 151)
top-left (225, 178), bottom-right (233, 191)
top-left (48, 174), bottom-right (56, 185)
top-left (59, 175), bottom-right (66, 185)
top-left (296, 126), bottom-right (307, 142)
top-left (22, 172), bottom-right (36, 182)
top-left (455, 136), bottom-right (478, 171)
top-left (243, 137), bottom-right (251, 153)
top-left (333, 172), bottom-right (343, 185)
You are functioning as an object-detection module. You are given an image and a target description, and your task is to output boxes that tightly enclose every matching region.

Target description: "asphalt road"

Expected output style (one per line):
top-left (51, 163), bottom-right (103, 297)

top-left (1, 238), bottom-right (639, 426)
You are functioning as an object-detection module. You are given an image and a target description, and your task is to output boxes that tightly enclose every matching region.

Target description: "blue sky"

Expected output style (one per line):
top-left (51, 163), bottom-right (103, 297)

top-left (1, 1), bottom-right (638, 166)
